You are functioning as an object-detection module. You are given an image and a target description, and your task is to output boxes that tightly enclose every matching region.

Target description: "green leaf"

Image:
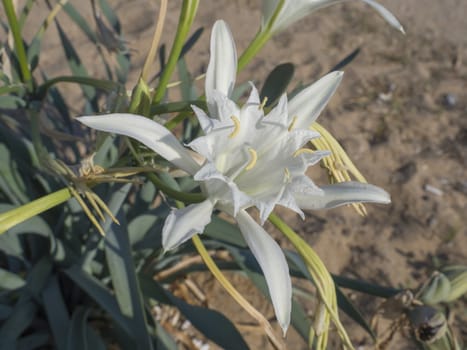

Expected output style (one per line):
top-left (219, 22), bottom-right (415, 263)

top-left (54, 20), bottom-right (95, 101)
top-left (0, 305), bottom-right (13, 320)
top-left (179, 27), bottom-right (204, 59)
top-left (260, 63), bottom-right (295, 107)
top-left (155, 322), bottom-right (178, 350)
top-left (0, 189), bottom-right (70, 235)
top-left (150, 100), bottom-right (206, 115)
top-left (0, 143), bottom-right (28, 205)
top-left (65, 264), bottom-right (133, 336)
top-left (97, 0), bottom-right (120, 32)
top-left (38, 76), bottom-right (119, 96)
top-left (328, 47), bottom-right (361, 73)
top-left (17, 331), bottom-right (49, 350)
top-left (0, 95), bottom-right (25, 108)
top-left (41, 275), bottom-right (70, 350)
top-left (177, 58), bottom-right (197, 101)
top-left (67, 307), bottom-right (106, 350)
top-left (140, 277), bottom-right (249, 350)
top-left (335, 287), bottom-right (376, 339)
top-left (128, 213), bottom-right (160, 246)
top-left (0, 268), bottom-right (26, 290)
top-left (62, 3), bottom-right (97, 43)
top-left (103, 184), bottom-right (154, 349)
top-left (204, 215), bottom-right (247, 248)
top-left (0, 84), bottom-right (25, 95)
top-left (332, 275), bottom-right (400, 298)
top-left (0, 300), bottom-right (37, 346)
top-left (25, 257), bottom-right (53, 299)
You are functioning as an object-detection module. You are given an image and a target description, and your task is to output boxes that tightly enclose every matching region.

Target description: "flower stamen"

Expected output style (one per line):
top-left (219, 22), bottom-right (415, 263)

top-left (284, 167), bottom-right (291, 182)
top-left (288, 116), bottom-right (298, 131)
top-left (259, 96), bottom-right (268, 110)
top-left (228, 116), bottom-right (241, 138)
top-left (293, 148), bottom-right (315, 157)
top-left (245, 148), bottom-right (258, 170)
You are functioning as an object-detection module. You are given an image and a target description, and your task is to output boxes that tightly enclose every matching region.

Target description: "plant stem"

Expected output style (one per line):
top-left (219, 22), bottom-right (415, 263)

top-left (141, 0), bottom-right (167, 83)
top-left (2, 0), bottom-right (32, 86)
top-left (152, 0), bottom-right (199, 104)
top-left (237, 29), bottom-right (271, 72)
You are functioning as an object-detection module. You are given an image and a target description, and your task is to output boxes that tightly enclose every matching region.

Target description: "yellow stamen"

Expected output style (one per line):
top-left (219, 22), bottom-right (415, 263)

top-left (293, 148), bottom-right (315, 157)
top-left (288, 116), bottom-right (298, 131)
top-left (284, 168), bottom-right (291, 181)
top-left (245, 148), bottom-right (258, 171)
top-left (259, 96), bottom-right (268, 110)
top-left (228, 116), bottom-right (241, 138)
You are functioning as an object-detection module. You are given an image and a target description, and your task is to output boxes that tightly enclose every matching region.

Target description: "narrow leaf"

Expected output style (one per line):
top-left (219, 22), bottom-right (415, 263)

top-left (140, 277), bottom-right (249, 350)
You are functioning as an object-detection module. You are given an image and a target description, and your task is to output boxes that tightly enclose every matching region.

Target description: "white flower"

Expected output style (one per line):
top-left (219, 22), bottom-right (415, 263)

top-left (78, 20), bottom-right (390, 335)
top-left (261, 0), bottom-right (404, 35)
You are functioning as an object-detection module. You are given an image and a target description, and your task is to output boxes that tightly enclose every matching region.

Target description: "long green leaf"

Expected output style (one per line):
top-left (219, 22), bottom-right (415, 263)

top-left (0, 300), bottom-right (37, 346)
top-left (17, 331), bottom-right (50, 350)
top-left (0, 268), bottom-right (26, 290)
top-left (65, 264), bottom-right (133, 336)
top-left (38, 76), bottom-right (119, 96)
top-left (260, 63), bottom-right (295, 107)
top-left (0, 188), bottom-right (71, 235)
top-left (67, 307), bottom-right (106, 350)
top-left (103, 184), bottom-right (154, 349)
top-left (335, 287), bottom-right (376, 340)
top-left (140, 276), bottom-right (249, 350)
top-left (54, 20), bottom-right (95, 101)
top-left (41, 275), bottom-right (70, 350)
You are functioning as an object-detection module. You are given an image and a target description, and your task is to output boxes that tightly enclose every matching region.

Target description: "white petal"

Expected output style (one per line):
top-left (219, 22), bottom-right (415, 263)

top-left (191, 104), bottom-right (215, 134)
top-left (236, 210), bottom-right (291, 335)
top-left (294, 181), bottom-right (390, 210)
top-left (78, 114), bottom-right (200, 175)
top-left (288, 71), bottom-right (343, 130)
top-left (264, 93), bottom-right (288, 126)
top-left (162, 200), bottom-right (215, 251)
top-left (262, 0), bottom-right (404, 35)
top-left (246, 82), bottom-right (261, 106)
top-left (206, 20), bottom-right (237, 118)
top-left (361, 0), bottom-right (405, 34)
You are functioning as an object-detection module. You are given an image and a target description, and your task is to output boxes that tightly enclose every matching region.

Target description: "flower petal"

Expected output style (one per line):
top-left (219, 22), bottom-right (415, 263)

top-left (236, 210), bottom-right (292, 335)
top-left (288, 71), bottom-right (343, 130)
top-left (294, 181), bottom-right (390, 210)
top-left (162, 199), bottom-right (215, 251)
top-left (78, 114), bottom-right (200, 175)
top-left (261, 0), bottom-right (404, 35)
top-left (206, 20), bottom-right (237, 119)
top-left (361, 0), bottom-right (405, 34)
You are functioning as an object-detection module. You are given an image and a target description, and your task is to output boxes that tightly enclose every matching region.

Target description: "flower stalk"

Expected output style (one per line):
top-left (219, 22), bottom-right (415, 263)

top-left (140, 0), bottom-right (168, 83)
top-left (2, 0), bottom-right (32, 87)
top-left (152, 0), bottom-right (199, 103)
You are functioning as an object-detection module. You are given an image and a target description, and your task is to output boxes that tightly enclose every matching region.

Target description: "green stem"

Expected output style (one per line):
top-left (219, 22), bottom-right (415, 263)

top-left (145, 172), bottom-right (205, 203)
top-left (124, 137), bottom-right (205, 203)
top-left (0, 188), bottom-right (71, 234)
top-left (2, 0), bottom-right (32, 86)
top-left (152, 0), bottom-right (199, 104)
top-left (237, 29), bottom-right (272, 72)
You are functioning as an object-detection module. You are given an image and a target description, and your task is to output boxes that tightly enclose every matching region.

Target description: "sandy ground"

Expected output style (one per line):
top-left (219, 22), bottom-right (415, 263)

top-left (6, 0), bottom-right (467, 348)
